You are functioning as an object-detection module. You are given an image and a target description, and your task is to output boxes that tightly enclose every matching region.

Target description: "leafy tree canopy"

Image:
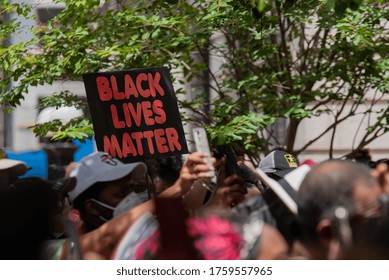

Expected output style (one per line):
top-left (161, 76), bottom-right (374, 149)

top-left (0, 0), bottom-right (388, 164)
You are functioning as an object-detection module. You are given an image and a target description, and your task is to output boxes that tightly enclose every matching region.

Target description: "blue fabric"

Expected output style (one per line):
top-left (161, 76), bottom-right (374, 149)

top-left (6, 149), bottom-right (48, 178)
top-left (72, 137), bottom-right (95, 162)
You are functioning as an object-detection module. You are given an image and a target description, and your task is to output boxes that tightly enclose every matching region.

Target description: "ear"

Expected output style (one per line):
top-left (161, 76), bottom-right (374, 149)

top-left (316, 219), bottom-right (340, 260)
top-left (84, 199), bottom-right (100, 216)
top-left (316, 219), bottom-right (333, 246)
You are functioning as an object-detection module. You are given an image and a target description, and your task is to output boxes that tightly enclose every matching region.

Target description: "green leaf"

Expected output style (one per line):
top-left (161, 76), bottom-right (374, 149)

top-left (1, 0), bottom-right (387, 163)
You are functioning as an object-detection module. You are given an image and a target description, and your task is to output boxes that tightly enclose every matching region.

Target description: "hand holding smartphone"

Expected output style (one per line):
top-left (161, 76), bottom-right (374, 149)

top-left (192, 127), bottom-right (216, 184)
top-left (214, 144), bottom-right (242, 177)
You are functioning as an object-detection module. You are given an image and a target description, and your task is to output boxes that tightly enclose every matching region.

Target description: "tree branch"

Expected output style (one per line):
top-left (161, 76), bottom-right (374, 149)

top-left (295, 111), bottom-right (360, 154)
top-left (195, 42), bottom-right (224, 98)
top-left (275, 4), bottom-right (294, 95)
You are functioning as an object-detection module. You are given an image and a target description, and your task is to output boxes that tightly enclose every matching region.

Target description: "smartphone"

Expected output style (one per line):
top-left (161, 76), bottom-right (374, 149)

top-left (192, 127), bottom-right (216, 184)
top-left (215, 144), bottom-right (242, 177)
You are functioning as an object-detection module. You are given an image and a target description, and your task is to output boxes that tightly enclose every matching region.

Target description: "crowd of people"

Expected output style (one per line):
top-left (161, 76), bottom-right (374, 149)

top-left (1, 146), bottom-right (389, 260)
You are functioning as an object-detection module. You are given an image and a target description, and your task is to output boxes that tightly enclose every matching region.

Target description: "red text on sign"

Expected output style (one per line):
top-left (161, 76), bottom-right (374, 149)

top-left (96, 72), bottom-right (165, 101)
top-left (103, 127), bottom-right (182, 158)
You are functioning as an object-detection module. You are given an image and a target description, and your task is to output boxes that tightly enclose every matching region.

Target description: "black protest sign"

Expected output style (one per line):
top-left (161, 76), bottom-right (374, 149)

top-left (83, 66), bottom-right (188, 163)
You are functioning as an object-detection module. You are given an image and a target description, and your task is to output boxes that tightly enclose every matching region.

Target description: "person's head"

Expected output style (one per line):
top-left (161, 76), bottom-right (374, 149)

top-left (297, 160), bottom-right (381, 259)
top-left (256, 164), bottom-right (311, 247)
top-left (144, 155), bottom-right (183, 194)
top-left (47, 176), bottom-right (76, 239)
top-left (68, 152), bottom-right (150, 231)
top-left (0, 177), bottom-right (61, 259)
top-left (0, 158), bottom-right (28, 188)
top-left (368, 158), bottom-right (389, 169)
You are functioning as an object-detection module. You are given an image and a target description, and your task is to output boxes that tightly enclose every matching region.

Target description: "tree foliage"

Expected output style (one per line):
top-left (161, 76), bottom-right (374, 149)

top-left (0, 0), bottom-right (388, 164)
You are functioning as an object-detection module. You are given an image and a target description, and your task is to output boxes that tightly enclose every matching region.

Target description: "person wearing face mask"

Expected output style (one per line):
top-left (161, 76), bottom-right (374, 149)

top-left (68, 151), bottom-right (152, 233)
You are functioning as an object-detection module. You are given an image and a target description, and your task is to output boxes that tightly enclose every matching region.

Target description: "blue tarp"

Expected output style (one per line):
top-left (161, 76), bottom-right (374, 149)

top-left (72, 137), bottom-right (95, 162)
top-left (6, 150), bottom-right (48, 178)
top-left (5, 137), bottom-right (95, 179)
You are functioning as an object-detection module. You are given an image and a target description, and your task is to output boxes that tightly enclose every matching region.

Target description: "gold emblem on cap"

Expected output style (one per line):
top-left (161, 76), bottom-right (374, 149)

top-left (284, 154), bottom-right (298, 168)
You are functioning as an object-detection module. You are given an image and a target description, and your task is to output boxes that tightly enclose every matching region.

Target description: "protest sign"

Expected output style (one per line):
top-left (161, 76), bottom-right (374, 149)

top-left (83, 66), bottom-right (188, 163)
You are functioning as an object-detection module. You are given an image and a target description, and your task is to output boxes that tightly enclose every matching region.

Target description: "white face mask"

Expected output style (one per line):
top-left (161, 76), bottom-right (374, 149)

top-left (137, 190), bottom-right (150, 203)
top-left (91, 191), bottom-right (143, 220)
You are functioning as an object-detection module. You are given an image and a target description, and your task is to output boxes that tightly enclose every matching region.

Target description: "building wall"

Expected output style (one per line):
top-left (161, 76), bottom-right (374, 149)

top-left (13, 81), bottom-right (85, 151)
top-left (296, 99), bottom-right (389, 162)
top-left (8, 0), bottom-right (84, 151)
top-left (208, 32), bottom-right (389, 164)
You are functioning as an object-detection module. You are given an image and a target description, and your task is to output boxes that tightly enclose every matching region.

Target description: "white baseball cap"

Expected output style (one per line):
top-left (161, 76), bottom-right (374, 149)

top-left (68, 152), bottom-right (147, 202)
top-left (256, 164), bottom-right (311, 215)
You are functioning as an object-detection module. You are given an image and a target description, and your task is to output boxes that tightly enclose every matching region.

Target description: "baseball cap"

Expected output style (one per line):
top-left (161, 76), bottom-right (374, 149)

top-left (256, 164), bottom-right (311, 215)
top-left (259, 150), bottom-right (298, 178)
top-left (49, 177), bottom-right (77, 198)
top-left (68, 152), bottom-right (147, 202)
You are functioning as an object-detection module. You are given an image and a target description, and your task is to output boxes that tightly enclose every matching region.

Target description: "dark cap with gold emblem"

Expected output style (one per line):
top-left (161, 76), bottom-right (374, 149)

top-left (259, 149), bottom-right (298, 179)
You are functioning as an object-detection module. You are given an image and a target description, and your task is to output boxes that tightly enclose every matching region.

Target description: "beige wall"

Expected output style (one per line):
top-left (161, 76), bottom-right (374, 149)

top-left (12, 81), bottom-right (85, 151)
top-left (296, 99), bottom-right (389, 163)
